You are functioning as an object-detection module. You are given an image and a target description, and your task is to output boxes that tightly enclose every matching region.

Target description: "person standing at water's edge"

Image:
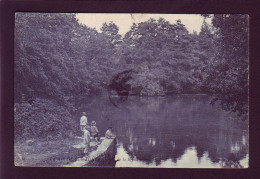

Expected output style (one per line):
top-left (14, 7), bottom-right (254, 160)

top-left (83, 126), bottom-right (91, 155)
top-left (80, 112), bottom-right (88, 135)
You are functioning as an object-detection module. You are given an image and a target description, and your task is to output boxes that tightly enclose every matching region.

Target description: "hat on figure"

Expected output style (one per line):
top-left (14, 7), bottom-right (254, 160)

top-left (91, 121), bottom-right (96, 126)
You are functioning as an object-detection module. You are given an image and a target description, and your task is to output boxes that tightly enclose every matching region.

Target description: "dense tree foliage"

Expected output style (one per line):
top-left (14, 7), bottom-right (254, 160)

top-left (202, 14), bottom-right (249, 119)
top-left (119, 18), bottom-right (210, 95)
top-left (14, 13), bottom-right (248, 138)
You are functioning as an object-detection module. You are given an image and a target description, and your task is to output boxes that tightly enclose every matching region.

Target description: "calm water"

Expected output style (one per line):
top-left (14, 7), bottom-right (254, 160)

top-left (76, 95), bottom-right (248, 168)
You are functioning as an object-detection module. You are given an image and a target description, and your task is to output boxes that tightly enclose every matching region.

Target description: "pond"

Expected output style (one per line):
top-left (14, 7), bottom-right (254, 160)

top-left (76, 94), bottom-right (248, 168)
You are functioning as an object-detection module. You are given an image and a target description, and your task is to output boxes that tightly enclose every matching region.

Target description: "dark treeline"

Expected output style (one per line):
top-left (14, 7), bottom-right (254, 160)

top-left (14, 13), bottom-right (248, 138)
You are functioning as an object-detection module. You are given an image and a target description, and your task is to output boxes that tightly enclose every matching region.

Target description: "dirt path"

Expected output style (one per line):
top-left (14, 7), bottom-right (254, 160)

top-left (14, 136), bottom-right (100, 167)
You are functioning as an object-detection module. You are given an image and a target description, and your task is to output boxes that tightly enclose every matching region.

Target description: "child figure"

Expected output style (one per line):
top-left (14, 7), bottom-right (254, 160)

top-left (90, 121), bottom-right (100, 142)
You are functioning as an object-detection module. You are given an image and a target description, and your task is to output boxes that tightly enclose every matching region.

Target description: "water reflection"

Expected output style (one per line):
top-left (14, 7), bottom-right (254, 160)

top-left (115, 144), bottom-right (248, 168)
top-left (77, 95), bottom-right (248, 168)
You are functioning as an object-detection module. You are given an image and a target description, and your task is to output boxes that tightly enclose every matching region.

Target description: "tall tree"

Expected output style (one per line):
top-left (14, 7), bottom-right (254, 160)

top-left (203, 14), bottom-right (249, 119)
top-left (101, 22), bottom-right (122, 48)
top-left (118, 18), bottom-right (203, 95)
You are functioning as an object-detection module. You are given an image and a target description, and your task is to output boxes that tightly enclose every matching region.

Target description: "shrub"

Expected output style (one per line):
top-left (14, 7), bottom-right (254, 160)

top-left (14, 98), bottom-right (77, 139)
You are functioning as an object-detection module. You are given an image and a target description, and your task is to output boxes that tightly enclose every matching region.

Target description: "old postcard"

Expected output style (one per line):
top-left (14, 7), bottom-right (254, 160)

top-left (14, 13), bottom-right (249, 168)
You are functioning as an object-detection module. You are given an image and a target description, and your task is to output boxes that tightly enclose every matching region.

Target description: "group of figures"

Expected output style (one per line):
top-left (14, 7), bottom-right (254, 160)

top-left (80, 112), bottom-right (116, 155)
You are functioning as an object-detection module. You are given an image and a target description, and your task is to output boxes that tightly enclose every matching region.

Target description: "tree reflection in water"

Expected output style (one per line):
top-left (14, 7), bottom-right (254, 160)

top-left (78, 95), bottom-right (248, 168)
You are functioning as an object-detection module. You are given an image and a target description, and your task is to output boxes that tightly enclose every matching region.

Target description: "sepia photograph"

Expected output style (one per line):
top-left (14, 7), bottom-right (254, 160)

top-left (14, 13), bottom-right (249, 168)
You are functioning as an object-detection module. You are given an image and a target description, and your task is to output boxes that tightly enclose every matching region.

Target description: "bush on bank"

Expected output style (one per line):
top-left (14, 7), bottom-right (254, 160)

top-left (14, 98), bottom-right (77, 139)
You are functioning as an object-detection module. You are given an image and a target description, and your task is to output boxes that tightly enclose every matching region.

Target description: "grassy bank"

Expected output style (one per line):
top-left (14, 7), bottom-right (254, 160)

top-left (14, 136), bottom-right (97, 167)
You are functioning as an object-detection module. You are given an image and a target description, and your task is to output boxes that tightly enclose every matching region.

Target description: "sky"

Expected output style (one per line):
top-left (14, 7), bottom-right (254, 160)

top-left (76, 13), bottom-right (211, 36)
